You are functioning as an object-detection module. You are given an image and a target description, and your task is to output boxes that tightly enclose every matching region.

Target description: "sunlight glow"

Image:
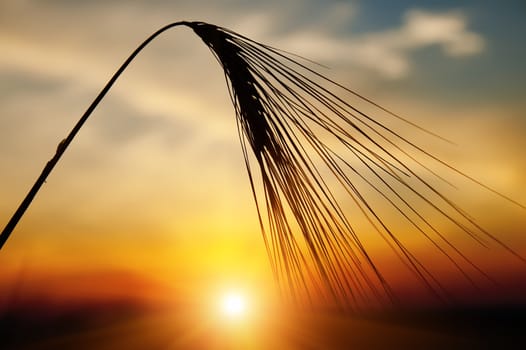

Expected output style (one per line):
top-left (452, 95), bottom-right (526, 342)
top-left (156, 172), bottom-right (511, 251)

top-left (221, 292), bottom-right (247, 319)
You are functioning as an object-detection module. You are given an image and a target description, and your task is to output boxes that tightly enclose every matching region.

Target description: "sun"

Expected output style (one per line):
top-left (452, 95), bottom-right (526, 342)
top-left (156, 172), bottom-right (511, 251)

top-left (220, 292), bottom-right (247, 319)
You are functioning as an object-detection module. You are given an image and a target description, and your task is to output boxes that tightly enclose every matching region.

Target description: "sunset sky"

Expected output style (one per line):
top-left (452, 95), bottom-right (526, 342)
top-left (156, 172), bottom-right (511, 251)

top-left (1, 0), bottom-right (525, 317)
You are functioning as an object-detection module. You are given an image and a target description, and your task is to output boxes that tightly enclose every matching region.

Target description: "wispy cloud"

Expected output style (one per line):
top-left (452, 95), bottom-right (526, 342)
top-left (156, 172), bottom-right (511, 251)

top-left (276, 9), bottom-right (485, 79)
top-left (402, 10), bottom-right (485, 56)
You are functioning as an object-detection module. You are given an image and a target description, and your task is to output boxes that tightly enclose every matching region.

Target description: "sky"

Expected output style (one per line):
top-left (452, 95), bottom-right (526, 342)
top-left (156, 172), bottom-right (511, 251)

top-left (1, 0), bottom-right (526, 314)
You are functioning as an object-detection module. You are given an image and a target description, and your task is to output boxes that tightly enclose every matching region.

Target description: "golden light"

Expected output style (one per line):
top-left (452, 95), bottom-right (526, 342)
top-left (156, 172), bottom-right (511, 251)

top-left (220, 292), bottom-right (247, 319)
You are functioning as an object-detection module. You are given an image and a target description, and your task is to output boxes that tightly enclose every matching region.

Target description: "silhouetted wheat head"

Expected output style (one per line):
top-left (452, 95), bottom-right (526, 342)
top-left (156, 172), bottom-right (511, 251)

top-left (1, 21), bottom-right (524, 311)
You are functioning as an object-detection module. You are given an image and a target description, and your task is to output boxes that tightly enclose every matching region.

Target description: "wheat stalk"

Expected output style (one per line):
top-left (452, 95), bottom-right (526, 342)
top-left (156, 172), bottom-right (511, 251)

top-left (1, 21), bottom-right (523, 311)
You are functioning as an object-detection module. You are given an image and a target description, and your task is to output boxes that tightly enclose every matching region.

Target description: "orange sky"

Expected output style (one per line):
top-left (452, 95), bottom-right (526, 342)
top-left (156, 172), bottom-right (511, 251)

top-left (1, 1), bottom-right (526, 313)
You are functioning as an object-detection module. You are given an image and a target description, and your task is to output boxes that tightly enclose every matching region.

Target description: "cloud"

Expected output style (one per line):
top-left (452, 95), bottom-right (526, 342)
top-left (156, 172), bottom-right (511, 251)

top-left (0, 2), bottom-right (490, 179)
top-left (276, 9), bottom-right (485, 79)
top-left (403, 10), bottom-right (485, 56)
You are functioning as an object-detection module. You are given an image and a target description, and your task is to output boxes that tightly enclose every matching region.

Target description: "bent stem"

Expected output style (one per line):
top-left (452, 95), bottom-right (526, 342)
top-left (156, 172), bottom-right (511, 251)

top-left (0, 21), bottom-right (191, 249)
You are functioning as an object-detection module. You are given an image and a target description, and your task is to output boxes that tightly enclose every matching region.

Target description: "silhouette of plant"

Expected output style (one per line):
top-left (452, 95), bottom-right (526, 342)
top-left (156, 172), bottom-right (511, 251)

top-left (1, 21), bottom-right (523, 311)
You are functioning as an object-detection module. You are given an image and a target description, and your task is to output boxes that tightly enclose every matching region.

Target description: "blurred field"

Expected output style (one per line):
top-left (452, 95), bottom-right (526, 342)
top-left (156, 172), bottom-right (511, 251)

top-left (2, 298), bottom-right (525, 349)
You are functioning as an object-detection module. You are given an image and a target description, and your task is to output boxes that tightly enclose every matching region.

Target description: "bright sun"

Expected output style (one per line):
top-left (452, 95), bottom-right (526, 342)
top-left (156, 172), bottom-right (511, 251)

top-left (221, 292), bottom-right (247, 319)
